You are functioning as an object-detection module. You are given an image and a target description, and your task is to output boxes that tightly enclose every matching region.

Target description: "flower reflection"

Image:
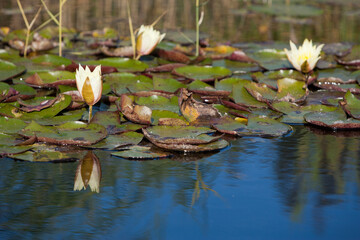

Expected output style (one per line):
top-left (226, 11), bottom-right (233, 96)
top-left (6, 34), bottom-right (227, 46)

top-left (74, 151), bottom-right (101, 193)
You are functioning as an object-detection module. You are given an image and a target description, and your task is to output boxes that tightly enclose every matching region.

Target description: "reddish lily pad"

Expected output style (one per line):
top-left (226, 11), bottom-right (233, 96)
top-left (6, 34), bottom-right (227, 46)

top-left (20, 121), bottom-right (107, 146)
top-left (18, 96), bottom-right (61, 112)
top-left (5, 84), bottom-right (37, 102)
top-left (111, 145), bottom-right (172, 159)
top-left (313, 78), bottom-right (360, 94)
top-left (173, 65), bottom-right (232, 82)
top-left (304, 109), bottom-right (360, 129)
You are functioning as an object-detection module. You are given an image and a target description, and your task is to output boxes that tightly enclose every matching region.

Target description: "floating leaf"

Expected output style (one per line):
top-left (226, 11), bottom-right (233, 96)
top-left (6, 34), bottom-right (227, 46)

top-left (173, 65), bottom-right (232, 82)
top-left (105, 72), bottom-right (153, 95)
top-left (35, 109), bottom-right (86, 125)
top-left (246, 48), bottom-right (290, 71)
top-left (212, 59), bottom-right (261, 73)
top-left (135, 95), bottom-right (180, 113)
top-left (118, 94), bottom-right (152, 125)
top-left (88, 131), bottom-right (143, 150)
top-left (0, 116), bottom-right (27, 134)
top-left (151, 110), bottom-right (187, 125)
top-left (111, 145), bottom-right (172, 159)
top-left (20, 121), bottom-right (107, 146)
top-left (304, 109), bottom-right (360, 129)
top-left (90, 111), bottom-right (124, 134)
top-left (153, 76), bottom-right (186, 93)
top-left (213, 116), bottom-right (292, 137)
top-left (25, 71), bottom-right (76, 88)
top-left (82, 58), bottom-right (148, 72)
top-left (231, 80), bottom-right (267, 108)
top-left (0, 145), bottom-right (32, 157)
top-left (31, 54), bottom-right (72, 67)
top-left (0, 59), bottom-right (26, 81)
top-left (340, 91), bottom-right (360, 119)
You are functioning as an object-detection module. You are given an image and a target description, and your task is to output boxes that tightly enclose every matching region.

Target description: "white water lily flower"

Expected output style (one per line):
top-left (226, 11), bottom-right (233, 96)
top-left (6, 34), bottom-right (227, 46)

top-left (74, 151), bottom-right (101, 193)
top-left (75, 64), bottom-right (102, 106)
top-left (284, 39), bottom-right (324, 73)
top-left (136, 25), bottom-right (166, 57)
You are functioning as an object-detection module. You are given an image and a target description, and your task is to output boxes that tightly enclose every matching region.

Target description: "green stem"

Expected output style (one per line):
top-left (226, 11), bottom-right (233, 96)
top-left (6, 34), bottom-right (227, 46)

top-left (195, 0), bottom-right (199, 57)
top-left (24, 29), bottom-right (30, 58)
top-left (88, 105), bottom-right (93, 123)
top-left (59, 0), bottom-right (62, 56)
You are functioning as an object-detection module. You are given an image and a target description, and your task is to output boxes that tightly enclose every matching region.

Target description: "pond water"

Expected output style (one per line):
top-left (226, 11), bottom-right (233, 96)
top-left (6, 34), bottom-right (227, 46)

top-left (1, 126), bottom-right (360, 239)
top-left (0, 0), bottom-right (360, 239)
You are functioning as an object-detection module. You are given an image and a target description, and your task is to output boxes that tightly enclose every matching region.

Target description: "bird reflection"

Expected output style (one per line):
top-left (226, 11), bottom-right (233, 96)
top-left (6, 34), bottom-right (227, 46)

top-left (74, 151), bottom-right (102, 193)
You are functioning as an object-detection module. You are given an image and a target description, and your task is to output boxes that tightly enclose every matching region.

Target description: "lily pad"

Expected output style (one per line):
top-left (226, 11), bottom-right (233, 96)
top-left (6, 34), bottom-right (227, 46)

top-left (111, 145), bottom-right (172, 159)
top-left (231, 80), bottom-right (267, 108)
top-left (215, 78), bottom-right (245, 92)
top-left (35, 109), bottom-right (86, 125)
top-left (90, 111), bottom-right (124, 134)
top-left (0, 94), bottom-right (72, 120)
top-left (213, 116), bottom-right (292, 137)
top-left (340, 91), bottom-right (360, 119)
top-left (153, 76), bottom-right (186, 93)
top-left (82, 58), bottom-right (148, 72)
top-left (212, 59), bottom-right (261, 73)
top-left (135, 95), bottom-right (180, 113)
top-left (173, 65), bottom-right (232, 82)
top-left (105, 72), bottom-right (153, 95)
top-left (272, 101), bottom-right (338, 124)
top-left (25, 71), bottom-right (76, 88)
top-left (0, 145), bottom-right (33, 157)
top-left (142, 125), bottom-right (218, 145)
top-left (31, 54), bottom-right (72, 67)
top-left (304, 109), bottom-right (360, 129)
top-left (246, 48), bottom-right (291, 71)
top-left (20, 121), bottom-right (107, 146)
top-left (0, 59), bottom-right (26, 81)
top-left (0, 116), bottom-right (27, 134)
top-left (151, 110), bottom-right (187, 125)
top-left (88, 131), bottom-right (143, 150)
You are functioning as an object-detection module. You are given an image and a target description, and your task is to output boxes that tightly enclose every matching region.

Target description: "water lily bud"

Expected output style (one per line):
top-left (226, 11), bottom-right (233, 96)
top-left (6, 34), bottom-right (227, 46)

top-left (75, 64), bottom-right (102, 106)
top-left (136, 25), bottom-right (166, 57)
top-left (74, 151), bottom-right (101, 193)
top-left (284, 39), bottom-right (324, 73)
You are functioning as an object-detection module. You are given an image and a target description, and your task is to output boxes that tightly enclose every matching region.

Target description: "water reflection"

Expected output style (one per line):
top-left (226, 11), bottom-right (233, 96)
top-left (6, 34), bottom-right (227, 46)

top-left (74, 151), bottom-right (101, 193)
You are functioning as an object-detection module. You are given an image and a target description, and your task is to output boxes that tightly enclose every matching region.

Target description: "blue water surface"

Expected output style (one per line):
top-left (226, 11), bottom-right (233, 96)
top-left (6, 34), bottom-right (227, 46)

top-left (0, 126), bottom-right (360, 240)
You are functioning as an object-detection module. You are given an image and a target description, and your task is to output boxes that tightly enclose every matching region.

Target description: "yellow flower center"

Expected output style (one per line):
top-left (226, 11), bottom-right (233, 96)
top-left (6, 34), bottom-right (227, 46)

top-left (82, 77), bottom-right (95, 105)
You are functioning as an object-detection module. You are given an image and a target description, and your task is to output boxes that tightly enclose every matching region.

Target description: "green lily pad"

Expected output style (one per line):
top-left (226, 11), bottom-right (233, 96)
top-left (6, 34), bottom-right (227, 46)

top-left (340, 91), bottom-right (360, 119)
top-left (31, 54), bottom-right (72, 67)
top-left (246, 48), bottom-right (291, 71)
top-left (105, 72), bottom-right (153, 95)
top-left (249, 4), bottom-right (323, 17)
top-left (88, 131), bottom-right (143, 150)
top-left (173, 65), bottom-right (232, 82)
top-left (213, 116), bottom-right (292, 137)
top-left (0, 133), bottom-right (31, 146)
top-left (11, 144), bottom-right (87, 162)
top-left (35, 109), bottom-right (86, 125)
top-left (90, 111), bottom-right (124, 134)
top-left (231, 80), bottom-right (267, 108)
top-left (251, 70), bottom-right (307, 88)
top-left (304, 109), bottom-right (360, 129)
top-left (0, 59), bottom-right (26, 81)
top-left (111, 145), bottom-right (172, 159)
top-left (142, 125), bottom-right (218, 145)
top-left (313, 78), bottom-right (360, 94)
top-left (212, 59), bottom-right (261, 73)
top-left (0, 116), bottom-right (27, 134)
top-left (151, 110), bottom-right (187, 125)
top-left (82, 58), bottom-right (148, 72)
top-left (25, 71), bottom-right (76, 88)
top-left (215, 78), bottom-right (245, 92)
top-left (187, 80), bottom-right (216, 91)
top-left (0, 145), bottom-right (33, 157)
top-left (272, 101), bottom-right (338, 124)
top-left (0, 94), bottom-right (72, 120)
top-left (153, 76), bottom-right (186, 93)
top-left (20, 121), bottom-right (107, 146)
top-left (135, 95), bottom-right (180, 113)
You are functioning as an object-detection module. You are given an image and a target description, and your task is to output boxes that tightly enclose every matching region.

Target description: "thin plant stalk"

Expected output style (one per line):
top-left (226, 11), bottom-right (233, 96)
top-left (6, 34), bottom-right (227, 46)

top-left (195, 0), bottom-right (200, 57)
top-left (126, 0), bottom-right (136, 59)
top-left (88, 105), bottom-right (93, 123)
top-left (16, 0), bottom-right (41, 58)
top-left (59, 0), bottom-right (63, 56)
